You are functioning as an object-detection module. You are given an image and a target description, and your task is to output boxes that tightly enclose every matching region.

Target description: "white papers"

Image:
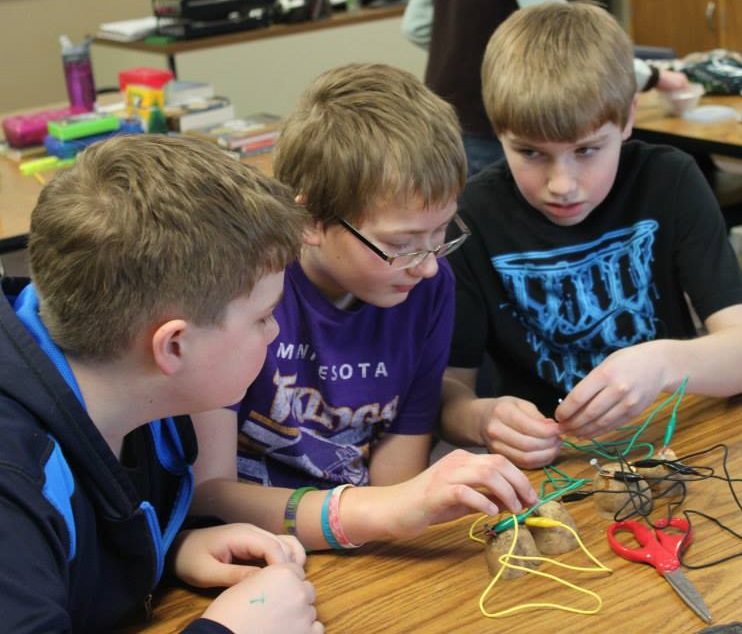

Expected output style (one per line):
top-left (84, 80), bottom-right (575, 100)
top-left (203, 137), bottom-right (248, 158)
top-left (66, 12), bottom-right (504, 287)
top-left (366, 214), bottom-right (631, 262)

top-left (97, 16), bottom-right (175, 42)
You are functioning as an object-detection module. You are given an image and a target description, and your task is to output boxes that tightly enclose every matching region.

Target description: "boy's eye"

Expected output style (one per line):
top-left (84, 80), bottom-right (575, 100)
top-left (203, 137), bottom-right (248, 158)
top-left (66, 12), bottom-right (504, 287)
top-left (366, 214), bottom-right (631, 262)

top-left (517, 148), bottom-right (541, 159)
top-left (576, 146), bottom-right (599, 156)
top-left (386, 241), bottom-right (413, 252)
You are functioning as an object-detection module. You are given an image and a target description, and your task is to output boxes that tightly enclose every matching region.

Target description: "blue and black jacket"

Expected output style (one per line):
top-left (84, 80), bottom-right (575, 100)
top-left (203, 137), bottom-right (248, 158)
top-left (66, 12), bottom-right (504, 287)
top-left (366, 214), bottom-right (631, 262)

top-left (0, 278), bottom-right (230, 633)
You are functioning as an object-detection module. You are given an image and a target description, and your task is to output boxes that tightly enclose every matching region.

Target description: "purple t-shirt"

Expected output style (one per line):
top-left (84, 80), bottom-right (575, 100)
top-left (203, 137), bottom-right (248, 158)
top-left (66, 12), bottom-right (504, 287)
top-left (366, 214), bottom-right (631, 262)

top-left (234, 259), bottom-right (455, 489)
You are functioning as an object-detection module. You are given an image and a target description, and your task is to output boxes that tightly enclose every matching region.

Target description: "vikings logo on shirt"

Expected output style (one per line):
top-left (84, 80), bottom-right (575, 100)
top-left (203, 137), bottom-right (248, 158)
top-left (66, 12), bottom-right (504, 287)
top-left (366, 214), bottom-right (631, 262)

top-left (492, 220), bottom-right (659, 391)
top-left (237, 370), bottom-right (400, 487)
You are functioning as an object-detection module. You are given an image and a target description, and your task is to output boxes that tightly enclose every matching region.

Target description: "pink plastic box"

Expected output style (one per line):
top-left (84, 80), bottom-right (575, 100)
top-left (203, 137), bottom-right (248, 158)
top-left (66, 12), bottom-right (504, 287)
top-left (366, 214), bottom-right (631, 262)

top-left (3, 106), bottom-right (87, 148)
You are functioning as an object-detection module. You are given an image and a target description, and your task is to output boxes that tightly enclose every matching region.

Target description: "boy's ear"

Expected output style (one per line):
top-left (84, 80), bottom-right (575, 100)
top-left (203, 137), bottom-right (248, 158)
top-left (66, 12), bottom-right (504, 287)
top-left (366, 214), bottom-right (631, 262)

top-left (303, 220), bottom-right (324, 246)
top-left (622, 95), bottom-right (638, 141)
top-left (294, 193), bottom-right (322, 246)
top-left (151, 319), bottom-right (188, 376)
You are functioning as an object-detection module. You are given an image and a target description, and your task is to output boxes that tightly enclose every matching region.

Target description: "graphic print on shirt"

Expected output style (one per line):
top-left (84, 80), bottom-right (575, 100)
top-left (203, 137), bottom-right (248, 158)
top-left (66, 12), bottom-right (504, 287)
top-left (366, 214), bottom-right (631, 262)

top-left (492, 220), bottom-right (659, 391)
top-left (238, 363), bottom-right (400, 487)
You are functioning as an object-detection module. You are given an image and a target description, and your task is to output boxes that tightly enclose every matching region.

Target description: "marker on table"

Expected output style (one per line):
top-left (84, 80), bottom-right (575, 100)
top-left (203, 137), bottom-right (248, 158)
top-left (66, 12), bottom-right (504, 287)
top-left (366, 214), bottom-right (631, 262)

top-left (19, 156), bottom-right (76, 176)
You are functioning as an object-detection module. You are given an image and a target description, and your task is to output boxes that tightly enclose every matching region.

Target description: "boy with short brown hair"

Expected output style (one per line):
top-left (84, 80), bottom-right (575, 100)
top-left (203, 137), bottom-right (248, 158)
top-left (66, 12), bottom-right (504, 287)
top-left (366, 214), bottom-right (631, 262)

top-left (0, 134), bottom-right (322, 633)
top-left (441, 2), bottom-right (742, 467)
top-left (191, 63), bottom-right (537, 552)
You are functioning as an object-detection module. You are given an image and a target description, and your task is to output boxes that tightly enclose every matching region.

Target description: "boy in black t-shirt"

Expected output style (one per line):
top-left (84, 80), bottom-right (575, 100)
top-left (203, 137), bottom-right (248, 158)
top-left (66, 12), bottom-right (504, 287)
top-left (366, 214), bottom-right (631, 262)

top-left (441, 2), bottom-right (742, 468)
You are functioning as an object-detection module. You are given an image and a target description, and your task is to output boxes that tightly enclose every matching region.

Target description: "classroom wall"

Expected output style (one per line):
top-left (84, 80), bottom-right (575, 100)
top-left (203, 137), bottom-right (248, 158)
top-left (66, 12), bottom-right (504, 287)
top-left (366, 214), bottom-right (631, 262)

top-left (0, 0), bottom-right (151, 112)
top-left (91, 18), bottom-right (428, 117)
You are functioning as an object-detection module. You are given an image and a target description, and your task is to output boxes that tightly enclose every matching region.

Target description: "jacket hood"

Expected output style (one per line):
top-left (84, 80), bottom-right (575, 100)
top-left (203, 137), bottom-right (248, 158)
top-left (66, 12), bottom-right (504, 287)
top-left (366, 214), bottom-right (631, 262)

top-left (0, 277), bottom-right (142, 520)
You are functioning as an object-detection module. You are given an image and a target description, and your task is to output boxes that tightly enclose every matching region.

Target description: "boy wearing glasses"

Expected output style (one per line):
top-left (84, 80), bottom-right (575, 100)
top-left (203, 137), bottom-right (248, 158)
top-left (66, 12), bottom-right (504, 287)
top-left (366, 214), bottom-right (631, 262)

top-left (190, 63), bottom-right (537, 551)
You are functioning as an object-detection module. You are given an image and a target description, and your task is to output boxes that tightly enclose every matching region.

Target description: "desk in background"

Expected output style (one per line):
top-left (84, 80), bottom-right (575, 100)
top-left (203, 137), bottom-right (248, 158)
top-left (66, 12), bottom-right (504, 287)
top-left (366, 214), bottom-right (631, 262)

top-left (0, 159), bottom-right (41, 254)
top-left (634, 92), bottom-right (742, 160)
top-left (4, 93), bottom-right (742, 256)
top-left (91, 5), bottom-right (426, 119)
top-left (118, 393), bottom-right (742, 634)
top-left (94, 5), bottom-right (408, 77)
top-left (0, 147), bottom-right (272, 258)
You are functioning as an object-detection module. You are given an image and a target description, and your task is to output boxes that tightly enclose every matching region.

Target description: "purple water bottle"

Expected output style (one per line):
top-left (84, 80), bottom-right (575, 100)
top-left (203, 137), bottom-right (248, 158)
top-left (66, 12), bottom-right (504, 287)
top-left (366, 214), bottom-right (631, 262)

top-left (60, 36), bottom-right (96, 112)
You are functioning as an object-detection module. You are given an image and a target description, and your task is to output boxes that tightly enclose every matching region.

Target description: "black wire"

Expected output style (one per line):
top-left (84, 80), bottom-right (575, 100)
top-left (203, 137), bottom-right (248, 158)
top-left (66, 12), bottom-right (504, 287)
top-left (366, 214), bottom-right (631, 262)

top-left (575, 440), bottom-right (742, 569)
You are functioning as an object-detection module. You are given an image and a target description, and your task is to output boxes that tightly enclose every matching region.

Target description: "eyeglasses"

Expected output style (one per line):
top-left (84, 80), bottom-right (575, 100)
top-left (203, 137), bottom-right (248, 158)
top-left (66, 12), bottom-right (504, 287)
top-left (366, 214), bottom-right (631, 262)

top-left (337, 214), bottom-right (471, 270)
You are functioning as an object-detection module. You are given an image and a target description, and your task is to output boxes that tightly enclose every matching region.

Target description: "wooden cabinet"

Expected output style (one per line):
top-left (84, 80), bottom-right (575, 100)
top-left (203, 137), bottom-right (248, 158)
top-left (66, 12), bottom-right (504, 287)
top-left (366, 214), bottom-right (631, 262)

top-left (630, 0), bottom-right (742, 57)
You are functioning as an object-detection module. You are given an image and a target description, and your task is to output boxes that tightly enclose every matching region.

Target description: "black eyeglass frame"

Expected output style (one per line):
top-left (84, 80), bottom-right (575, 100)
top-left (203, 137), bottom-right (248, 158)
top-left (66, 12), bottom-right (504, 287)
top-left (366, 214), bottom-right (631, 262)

top-left (337, 214), bottom-right (471, 269)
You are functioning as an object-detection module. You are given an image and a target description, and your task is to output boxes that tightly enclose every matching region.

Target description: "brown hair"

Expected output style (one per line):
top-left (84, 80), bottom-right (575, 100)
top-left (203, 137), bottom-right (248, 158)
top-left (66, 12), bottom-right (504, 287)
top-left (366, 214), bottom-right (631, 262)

top-left (482, 1), bottom-right (636, 141)
top-left (273, 62), bottom-right (466, 225)
top-left (29, 134), bottom-right (307, 360)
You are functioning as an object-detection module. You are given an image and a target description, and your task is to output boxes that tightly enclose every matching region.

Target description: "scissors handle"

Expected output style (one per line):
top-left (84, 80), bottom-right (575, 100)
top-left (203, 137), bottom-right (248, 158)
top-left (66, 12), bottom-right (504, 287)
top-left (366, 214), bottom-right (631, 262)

top-left (654, 517), bottom-right (693, 554)
top-left (607, 520), bottom-right (685, 573)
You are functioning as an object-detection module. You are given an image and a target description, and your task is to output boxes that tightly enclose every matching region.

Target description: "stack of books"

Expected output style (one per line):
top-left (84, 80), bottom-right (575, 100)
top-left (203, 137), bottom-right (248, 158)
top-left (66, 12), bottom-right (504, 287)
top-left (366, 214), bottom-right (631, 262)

top-left (165, 80), bottom-right (215, 104)
top-left (164, 96), bottom-right (235, 133)
top-left (185, 113), bottom-right (283, 156)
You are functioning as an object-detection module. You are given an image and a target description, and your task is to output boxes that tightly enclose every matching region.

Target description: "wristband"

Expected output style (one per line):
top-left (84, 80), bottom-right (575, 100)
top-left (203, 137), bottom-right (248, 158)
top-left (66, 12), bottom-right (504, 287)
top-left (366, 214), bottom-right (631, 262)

top-left (283, 486), bottom-right (316, 537)
top-left (328, 483), bottom-right (362, 548)
top-left (320, 488), bottom-right (343, 549)
top-left (643, 64), bottom-right (661, 92)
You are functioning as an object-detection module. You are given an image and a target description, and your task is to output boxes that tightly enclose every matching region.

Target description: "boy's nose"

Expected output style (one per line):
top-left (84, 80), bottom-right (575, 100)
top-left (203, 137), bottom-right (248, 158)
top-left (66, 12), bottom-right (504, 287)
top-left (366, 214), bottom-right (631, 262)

top-left (408, 252), bottom-right (439, 279)
top-left (547, 164), bottom-right (578, 197)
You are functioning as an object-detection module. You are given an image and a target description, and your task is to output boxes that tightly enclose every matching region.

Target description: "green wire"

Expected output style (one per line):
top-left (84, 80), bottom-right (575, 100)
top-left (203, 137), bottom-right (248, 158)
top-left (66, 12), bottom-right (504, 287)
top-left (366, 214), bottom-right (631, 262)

top-left (490, 479), bottom-right (588, 533)
top-left (488, 379), bottom-right (692, 536)
top-left (662, 376), bottom-right (688, 448)
top-left (561, 377), bottom-right (690, 459)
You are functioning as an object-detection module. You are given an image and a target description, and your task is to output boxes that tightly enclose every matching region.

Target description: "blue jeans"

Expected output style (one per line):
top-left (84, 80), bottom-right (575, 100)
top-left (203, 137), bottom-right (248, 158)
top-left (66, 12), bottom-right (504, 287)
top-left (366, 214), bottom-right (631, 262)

top-left (463, 132), bottom-right (504, 178)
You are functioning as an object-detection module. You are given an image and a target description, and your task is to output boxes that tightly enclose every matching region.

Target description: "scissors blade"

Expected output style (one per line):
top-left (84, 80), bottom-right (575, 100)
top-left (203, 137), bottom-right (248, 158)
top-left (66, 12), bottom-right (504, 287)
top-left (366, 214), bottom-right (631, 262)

top-left (664, 569), bottom-right (712, 624)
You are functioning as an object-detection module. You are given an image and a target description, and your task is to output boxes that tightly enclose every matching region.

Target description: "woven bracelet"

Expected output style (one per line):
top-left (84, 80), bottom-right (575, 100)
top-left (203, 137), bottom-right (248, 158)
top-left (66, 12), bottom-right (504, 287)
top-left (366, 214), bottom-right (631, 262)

top-left (283, 486), bottom-right (316, 537)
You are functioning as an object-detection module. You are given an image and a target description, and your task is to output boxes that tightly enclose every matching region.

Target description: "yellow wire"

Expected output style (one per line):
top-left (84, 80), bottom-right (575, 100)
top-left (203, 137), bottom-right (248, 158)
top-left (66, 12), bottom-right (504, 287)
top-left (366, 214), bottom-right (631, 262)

top-left (474, 514), bottom-right (612, 618)
top-left (469, 513), bottom-right (490, 544)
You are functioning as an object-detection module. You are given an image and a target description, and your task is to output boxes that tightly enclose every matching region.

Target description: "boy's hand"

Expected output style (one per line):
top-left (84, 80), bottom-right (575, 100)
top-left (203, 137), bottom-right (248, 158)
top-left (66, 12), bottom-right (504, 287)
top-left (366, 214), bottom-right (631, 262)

top-left (172, 523), bottom-right (306, 589)
top-left (656, 69), bottom-right (690, 93)
top-left (555, 343), bottom-right (665, 438)
top-left (474, 396), bottom-right (562, 468)
top-left (202, 563), bottom-right (324, 634)
top-left (384, 449), bottom-right (538, 539)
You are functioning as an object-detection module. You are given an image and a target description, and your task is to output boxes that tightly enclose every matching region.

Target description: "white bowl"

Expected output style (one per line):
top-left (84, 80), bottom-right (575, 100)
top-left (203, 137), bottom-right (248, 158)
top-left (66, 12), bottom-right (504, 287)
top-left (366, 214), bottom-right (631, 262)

top-left (657, 82), bottom-right (705, 116)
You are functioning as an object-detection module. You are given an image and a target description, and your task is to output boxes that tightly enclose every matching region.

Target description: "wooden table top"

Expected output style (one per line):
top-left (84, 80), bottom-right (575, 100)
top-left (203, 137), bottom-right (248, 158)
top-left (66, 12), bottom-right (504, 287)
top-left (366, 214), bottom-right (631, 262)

top-left (634, 92), bottom-right (742, 159)
top-left (121, 393), bottom-right (742, 634)
top-left (0, 157), bottom-right (43, 251)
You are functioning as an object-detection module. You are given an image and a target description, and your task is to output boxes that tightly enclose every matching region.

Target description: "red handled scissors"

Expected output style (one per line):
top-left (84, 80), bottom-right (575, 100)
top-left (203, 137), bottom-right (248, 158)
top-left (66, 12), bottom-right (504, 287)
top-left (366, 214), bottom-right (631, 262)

top-left (607, 518), bottom-right (712, 623)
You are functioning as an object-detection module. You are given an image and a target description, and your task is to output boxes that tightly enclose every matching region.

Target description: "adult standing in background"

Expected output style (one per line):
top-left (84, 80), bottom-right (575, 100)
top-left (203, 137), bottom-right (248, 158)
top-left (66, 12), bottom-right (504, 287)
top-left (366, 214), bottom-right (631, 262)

top-left (402, 0), bottom-right (690, 177)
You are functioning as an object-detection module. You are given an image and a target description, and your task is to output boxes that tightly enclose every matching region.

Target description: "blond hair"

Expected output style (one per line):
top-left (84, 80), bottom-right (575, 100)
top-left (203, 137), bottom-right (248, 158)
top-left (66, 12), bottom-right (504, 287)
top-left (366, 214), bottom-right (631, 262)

top-left (482, 1), bottom-right (636, 141)
top-left (29, 134), bottom-right (307, 360)
top-left (273, 63), bottom-right (466, 224)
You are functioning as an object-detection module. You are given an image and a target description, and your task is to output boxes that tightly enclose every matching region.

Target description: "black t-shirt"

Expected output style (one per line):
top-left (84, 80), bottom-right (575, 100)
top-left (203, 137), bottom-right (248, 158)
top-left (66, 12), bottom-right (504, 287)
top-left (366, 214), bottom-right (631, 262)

top-left (448, 140), bottom-right (742, 414)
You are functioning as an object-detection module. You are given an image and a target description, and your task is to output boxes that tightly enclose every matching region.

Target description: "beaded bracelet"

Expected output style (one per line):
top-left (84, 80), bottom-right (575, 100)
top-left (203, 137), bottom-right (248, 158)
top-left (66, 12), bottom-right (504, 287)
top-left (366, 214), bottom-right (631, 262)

top-left (320, 484), bottom-right (361, 549)
top-left (283, 486), bottom-right (316, 537)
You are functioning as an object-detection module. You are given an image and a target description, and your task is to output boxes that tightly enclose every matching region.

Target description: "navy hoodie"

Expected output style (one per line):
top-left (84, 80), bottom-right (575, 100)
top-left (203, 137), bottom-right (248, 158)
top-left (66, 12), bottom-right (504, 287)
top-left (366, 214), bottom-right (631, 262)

top-left (0, 278), bottom-right (230, 633)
